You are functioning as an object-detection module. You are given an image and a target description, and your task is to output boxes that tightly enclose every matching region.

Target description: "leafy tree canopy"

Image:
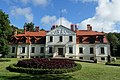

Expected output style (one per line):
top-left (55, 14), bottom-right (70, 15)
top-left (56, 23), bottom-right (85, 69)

top-left (24, 22), bottom-right (34, 31)
top-left (0, 10), bottom-right (12, 57)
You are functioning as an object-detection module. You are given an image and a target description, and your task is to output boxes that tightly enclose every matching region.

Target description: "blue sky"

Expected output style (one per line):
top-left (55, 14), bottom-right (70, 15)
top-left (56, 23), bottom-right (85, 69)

top-left (0, 0), bottom-right (120, 32)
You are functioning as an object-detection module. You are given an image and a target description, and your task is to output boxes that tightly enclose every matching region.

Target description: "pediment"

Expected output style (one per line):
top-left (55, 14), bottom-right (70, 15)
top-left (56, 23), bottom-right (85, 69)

top-left (47, 25), bottom-right (76, 36)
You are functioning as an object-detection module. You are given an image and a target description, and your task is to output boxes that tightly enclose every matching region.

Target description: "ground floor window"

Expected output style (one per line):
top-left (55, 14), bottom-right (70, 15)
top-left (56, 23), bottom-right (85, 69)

top-left (69, 47), bottom-right (73, 53)
top-left (79, 47), bottom-right (83, 54)
top-left (21, 47), bottom-right (25, 53)
top-left (49, 47), bottom-right (53, 53)
top-left (101, 57), bottom-right (105, 60)
top-left (12, 47), bottom-right (16, 53)
top-left (69, 57), bottom-right (73, 58)
top-left (90, 57), bottom-right (94, 60)
top-left (90, 47), bottom-right (94, 54)
top-left (79, 57), bottom-right (83, 59)
top-left (31, 47), bottom-right (35, 53)
top-left (40, 47), bottom-right (44, 53)
top-left (101, 47), bottom-right (105, 54)
top-left (21, 56), bottom-right (24, 58)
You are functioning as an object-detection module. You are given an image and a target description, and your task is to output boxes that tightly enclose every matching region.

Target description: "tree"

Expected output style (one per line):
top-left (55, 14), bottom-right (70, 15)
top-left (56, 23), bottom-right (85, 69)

top-left (24, 22), bottom-right (34, 31)
top-left (0, 10), bottom-right (12, 57)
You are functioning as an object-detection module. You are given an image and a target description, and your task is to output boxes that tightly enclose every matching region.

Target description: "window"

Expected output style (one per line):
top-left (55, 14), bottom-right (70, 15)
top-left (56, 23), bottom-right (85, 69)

top-left (89, 37), bottom-right (95, 43)
top-left (21, 47), bottom-right (25, 53)
top-left (49, 47), bottom-right (52, 53)
top-left (12, 47), bottom-right (15, 53)
top-left (31, 47), bottom-right (35, 53)
top-left (90, 57), bottom-right (94, 60)
top-left (79, 47), bottom-right (83, 53)
top-left (31, 38), bottom-right (35, 44)
top-left (69, 57), bottom-right (73, 58)
top-left (69, 47), bottom-right (73, 53)
top-left (40, 47), bottom-right (44, 53)
top-left (59, 36), bottom-right (63, 42)
top-left (101, 47), bottom-right (105, 54)
top-left (98, 36), bottom-right (103, 43)
top-left (90, 47), bottom-right (94, 54)
top-left (22, 56), bottom-right (24, 58)
top-left (79, 37), bottom-right (83, 43)
top-left (79, 57), bottom-right (83, 59)
top-left (69, 36), bottom-right (73, 42)
top-left (50, 36), bottom-right (53, 42)
top-left (101, 57), bottom-right (105, 60)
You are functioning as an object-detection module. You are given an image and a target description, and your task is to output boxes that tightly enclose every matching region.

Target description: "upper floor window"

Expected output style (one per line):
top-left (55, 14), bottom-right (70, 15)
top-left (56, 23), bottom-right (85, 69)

top-left (90, 47), bottom-right (94, 54)
top-left (12, 47), bottom-right (15, 53)
top-left (69, 36), bottom-right (73, 42)
top-left (49, 47), bottom-right (52, 53)
top-left (31, 47), bottom-right (35, 53)
top-left (101, 47), bottom-right (105, 54)
top-left (21, 47), bottom-right (25, 53)
top-left (40, 47), bottom-right (44, 53)
top-left (59, 36), bottom-right (63, 42)
top-left (79, 47), bottom-right (83, 54)
top-left (50, 36), bottom-right (53, 42)
top-left (69, 47), bottom-right (73, 53)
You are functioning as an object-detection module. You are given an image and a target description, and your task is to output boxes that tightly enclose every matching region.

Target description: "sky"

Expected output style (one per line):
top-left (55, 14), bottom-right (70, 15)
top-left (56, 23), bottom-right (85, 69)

top-left (0, 0), bottom-right (120, 32)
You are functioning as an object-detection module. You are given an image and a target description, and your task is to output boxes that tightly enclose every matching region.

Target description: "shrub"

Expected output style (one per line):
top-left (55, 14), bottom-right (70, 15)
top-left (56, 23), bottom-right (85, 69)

top-left (7, 63), bottom-right (82, 74)
top-left (17, 58), bottom-right (76, 69)
top-left (105, 62), bottom-right (120, 66)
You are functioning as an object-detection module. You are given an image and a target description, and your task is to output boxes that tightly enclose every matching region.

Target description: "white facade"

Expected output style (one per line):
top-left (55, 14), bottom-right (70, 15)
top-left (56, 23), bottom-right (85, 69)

top-left (8, 25), bottom-right (110, 62)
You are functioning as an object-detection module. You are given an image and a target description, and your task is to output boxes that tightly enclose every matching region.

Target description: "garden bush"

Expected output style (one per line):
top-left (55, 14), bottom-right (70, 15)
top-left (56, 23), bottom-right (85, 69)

top-left (17, 58), bottom-right (76, 69)
top-left (7, 58), bottom-right (82, 74)
top-left (105, 62), bottom-right (120, 66)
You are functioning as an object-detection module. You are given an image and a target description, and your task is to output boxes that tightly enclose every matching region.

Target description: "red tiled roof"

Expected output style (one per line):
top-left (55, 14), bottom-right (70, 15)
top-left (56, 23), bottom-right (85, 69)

top-left (16, 31), bottom-right (46, 37)
top-left (76, 30), bottom-right (104, 36)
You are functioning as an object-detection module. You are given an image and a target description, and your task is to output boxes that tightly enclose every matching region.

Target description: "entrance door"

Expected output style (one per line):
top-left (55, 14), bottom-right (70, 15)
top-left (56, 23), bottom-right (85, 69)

top-left (58, 48), bottom-right (63, 56)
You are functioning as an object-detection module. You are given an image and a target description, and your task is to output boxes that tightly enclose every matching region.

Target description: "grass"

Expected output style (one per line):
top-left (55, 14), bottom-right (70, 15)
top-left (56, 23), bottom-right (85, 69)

top-left (0, 58), bottom-right (120, 80)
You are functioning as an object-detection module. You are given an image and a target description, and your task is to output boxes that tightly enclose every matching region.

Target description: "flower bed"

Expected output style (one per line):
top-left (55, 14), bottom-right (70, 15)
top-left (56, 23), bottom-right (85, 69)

top-left (7, 58), bottom-right (82, 74)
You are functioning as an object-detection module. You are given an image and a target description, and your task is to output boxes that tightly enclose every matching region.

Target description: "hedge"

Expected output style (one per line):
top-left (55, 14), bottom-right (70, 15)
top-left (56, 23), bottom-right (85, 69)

top-left (105, 62), bottom-right (120, 66)
top-left (7, 63), bottom-right (82, 74)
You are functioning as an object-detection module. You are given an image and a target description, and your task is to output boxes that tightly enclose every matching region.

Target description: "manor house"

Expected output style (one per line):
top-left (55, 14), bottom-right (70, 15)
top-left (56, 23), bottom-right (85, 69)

top-left (9, 24), bottom-right (110, 61)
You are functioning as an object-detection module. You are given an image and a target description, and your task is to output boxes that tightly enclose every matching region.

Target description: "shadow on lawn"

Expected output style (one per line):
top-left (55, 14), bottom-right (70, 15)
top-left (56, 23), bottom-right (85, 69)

top-left (1, 74), bottom-right (75, 80)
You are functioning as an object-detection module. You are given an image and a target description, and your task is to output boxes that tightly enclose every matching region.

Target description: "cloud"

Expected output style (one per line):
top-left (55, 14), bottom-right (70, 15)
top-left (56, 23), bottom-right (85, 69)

top-left (32, 0), bottom-right (50, 7)
top-left (41, 16), bottom-right (72, 28)
top-left (71, 0), bottom-right (97, 3)
top-left (21, 0), bottom-right (29, 4)
top-left (41, 15), bottom-right (57, 25)
top-left (54, 17), bottom-right (72, 28)
top-left (11, 7), bottom-right (33, 22)
top-left (3, 0), bottom-right (50, 7)
top-left (78, 0), bottom-right (120, 32)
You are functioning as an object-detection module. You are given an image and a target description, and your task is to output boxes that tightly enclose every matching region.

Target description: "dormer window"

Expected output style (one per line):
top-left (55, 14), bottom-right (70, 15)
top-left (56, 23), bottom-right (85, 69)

top-left (98, 36), bottom-right (103, 43)
top-left (89, 36), bottom-right (95, 43)
top-left (50, 36), bottom-right (53, 42)
top-left (31, 37), bottom-right (35, 44)
top-left (21, 37), bottom-right (26, 43)
top-left (79, 37), bottom-right (83, 43)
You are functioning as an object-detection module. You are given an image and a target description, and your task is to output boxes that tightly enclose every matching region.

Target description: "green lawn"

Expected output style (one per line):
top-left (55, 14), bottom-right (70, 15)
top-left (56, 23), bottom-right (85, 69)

top-left (0, 58), bottom-right (120, 80)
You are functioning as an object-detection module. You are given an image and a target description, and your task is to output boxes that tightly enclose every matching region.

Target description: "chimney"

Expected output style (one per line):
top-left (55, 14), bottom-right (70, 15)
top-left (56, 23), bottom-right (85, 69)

top-left (35, 26), bottom-right (39, 32)
top-left (24, 27), bottom-right (27, 33)
top-left (75, 24), bottom-right (78, 31)
top-left (51, 25), bottom-right (55, 30)
top-left (71, 24), bottom-right (74, 31)
top-left (87, 24), bottom-right (92, 31)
